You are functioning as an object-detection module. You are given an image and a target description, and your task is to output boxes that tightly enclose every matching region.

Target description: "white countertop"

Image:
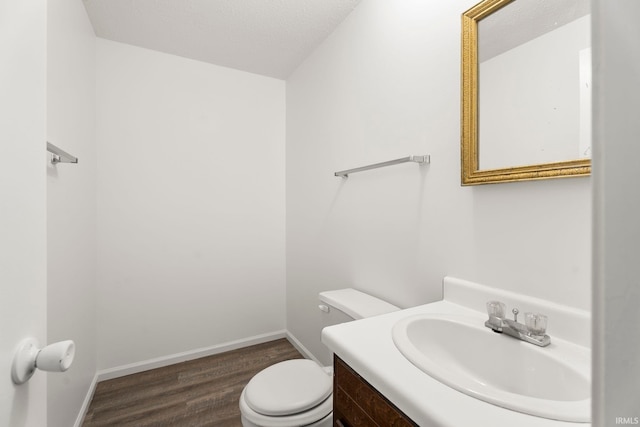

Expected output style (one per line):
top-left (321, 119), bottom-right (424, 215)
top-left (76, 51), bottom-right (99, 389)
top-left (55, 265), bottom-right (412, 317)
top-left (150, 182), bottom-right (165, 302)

top-left (321, 278), bottom-right (591, 427)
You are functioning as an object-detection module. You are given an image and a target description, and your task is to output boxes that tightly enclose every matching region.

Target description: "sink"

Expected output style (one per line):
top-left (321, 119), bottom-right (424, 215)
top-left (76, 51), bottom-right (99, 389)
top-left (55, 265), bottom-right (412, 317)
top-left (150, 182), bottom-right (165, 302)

top-left (392, 313), bottom-right (590, 422)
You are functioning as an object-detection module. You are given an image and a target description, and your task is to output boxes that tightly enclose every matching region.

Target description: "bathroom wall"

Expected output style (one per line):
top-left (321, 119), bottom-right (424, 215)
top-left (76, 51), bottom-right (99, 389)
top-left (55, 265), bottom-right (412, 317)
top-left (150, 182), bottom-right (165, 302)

top-left (286, 0), bottom-right (591, 364)
top-left (592, 0), bottom-right (640, 423)
top-left (46, 0), bottom-right (97, 425)
top-left (95, 39), bottom-right (286, 370)
top-left (0, 1), bottom-right (48, 426)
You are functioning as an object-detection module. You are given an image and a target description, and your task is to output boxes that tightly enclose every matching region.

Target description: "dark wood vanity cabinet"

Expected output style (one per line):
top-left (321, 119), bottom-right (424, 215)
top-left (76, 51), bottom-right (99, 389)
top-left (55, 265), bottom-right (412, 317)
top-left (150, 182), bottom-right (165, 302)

top-left (333, 355), bottom-right (418, 427)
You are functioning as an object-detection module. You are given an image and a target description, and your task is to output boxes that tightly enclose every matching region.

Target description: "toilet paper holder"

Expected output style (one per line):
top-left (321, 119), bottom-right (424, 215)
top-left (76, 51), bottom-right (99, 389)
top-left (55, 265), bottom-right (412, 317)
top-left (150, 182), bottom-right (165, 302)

top-left (11, 338), bottom-right (75, 384)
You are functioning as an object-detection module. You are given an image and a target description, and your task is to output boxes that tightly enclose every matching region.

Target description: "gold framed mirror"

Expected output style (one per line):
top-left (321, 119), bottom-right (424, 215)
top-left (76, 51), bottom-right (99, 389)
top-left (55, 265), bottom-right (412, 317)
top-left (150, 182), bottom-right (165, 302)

top-left (461, 0), bottom-right (591, 185)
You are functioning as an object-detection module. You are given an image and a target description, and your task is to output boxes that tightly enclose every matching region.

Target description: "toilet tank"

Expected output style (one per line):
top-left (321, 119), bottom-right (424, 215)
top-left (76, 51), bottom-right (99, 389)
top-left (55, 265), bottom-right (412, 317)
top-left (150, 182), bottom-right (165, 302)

top-left (318, 288), bottom-right (399, 322)
top-left (316, 289), bottom-right (399, 366)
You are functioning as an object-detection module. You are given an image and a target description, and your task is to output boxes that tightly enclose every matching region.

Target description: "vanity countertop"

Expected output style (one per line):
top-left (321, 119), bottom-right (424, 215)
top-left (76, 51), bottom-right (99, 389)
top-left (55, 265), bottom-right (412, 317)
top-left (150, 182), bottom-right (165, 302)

top-left (321, 278), bottom-right (591, 427)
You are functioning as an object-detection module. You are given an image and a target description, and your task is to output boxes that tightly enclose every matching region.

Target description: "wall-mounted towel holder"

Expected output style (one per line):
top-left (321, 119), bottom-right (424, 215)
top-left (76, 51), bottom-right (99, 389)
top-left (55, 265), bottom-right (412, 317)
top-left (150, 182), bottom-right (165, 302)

top-left (335, 155), bottom-right (430, 178)
top-left (47, 142), bottom-right (78, 165)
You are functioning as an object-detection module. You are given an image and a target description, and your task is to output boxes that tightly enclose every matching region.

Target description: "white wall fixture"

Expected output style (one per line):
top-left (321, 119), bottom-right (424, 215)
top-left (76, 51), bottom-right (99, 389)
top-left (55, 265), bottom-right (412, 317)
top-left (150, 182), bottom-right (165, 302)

top-left (11, 339), bottom-right (76, 384)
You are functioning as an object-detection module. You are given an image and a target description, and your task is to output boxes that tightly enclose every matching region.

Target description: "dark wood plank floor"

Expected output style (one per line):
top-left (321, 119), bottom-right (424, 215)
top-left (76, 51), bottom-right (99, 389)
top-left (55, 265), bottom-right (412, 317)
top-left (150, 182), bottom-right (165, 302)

top-left (83, 338), bottom-right (303, 427)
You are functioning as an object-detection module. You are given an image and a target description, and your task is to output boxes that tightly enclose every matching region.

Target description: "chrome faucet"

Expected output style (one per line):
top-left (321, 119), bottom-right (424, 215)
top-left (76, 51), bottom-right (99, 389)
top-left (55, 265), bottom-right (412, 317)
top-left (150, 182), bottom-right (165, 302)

top-left (485, 301), bottom-right (551, 347)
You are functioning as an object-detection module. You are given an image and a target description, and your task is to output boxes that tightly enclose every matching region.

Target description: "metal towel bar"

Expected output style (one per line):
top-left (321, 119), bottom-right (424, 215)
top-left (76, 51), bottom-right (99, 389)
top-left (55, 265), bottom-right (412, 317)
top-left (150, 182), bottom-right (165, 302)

top-left (335, 155), bottom-right (429, 178)
top-left (47, 142), bottom-right (78, 164)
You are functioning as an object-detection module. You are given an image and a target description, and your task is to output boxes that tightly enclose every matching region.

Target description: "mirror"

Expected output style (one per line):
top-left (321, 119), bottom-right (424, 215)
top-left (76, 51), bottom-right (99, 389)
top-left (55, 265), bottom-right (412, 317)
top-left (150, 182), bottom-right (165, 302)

top-left (461, 0), bottom-right (591, 185)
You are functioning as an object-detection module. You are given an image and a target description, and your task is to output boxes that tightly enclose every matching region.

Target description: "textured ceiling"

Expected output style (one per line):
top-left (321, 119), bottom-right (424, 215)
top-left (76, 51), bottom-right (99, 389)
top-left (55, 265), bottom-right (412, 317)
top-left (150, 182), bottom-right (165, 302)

top-left (82, 0), bottom-right (362, 79)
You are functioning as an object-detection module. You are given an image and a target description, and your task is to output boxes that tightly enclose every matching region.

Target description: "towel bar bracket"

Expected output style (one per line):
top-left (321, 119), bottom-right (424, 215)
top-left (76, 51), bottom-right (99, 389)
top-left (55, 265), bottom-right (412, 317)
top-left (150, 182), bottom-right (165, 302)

top-left (47, 142), bottom-right (78, 165)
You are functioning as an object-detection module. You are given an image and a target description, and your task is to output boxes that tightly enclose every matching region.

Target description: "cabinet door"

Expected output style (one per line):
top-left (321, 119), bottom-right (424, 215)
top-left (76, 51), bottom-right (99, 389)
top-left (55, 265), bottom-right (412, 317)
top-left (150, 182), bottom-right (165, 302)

top-left (333, 356), bottom-right (418, 427)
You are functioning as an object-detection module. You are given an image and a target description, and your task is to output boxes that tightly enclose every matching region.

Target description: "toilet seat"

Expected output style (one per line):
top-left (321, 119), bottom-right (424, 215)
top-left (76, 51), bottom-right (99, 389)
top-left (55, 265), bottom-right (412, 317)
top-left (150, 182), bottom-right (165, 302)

top-left (245, 359), bottom-right (332, 416)
top-left (240, 359), bottom-right (333, 427)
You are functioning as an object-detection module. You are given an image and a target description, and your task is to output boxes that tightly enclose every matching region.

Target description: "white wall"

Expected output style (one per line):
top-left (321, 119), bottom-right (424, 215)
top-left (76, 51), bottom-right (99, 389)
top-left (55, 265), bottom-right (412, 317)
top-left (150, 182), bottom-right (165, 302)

top-left (95, 39), bottom-right (286, 370)
top-left (592, 0), bottom-right (640, 424)
top-left (47, 0), bottom-right (97, 425)
top-left (0, 1), bottom-right (48, 426)
top-left (286, 0), bottom-right (592, 365)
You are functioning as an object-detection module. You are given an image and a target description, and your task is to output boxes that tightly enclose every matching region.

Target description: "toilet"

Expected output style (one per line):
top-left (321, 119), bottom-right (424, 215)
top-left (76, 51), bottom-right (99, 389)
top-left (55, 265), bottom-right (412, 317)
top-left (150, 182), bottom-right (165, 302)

top-left (239, 288), bottom-right (400, 427)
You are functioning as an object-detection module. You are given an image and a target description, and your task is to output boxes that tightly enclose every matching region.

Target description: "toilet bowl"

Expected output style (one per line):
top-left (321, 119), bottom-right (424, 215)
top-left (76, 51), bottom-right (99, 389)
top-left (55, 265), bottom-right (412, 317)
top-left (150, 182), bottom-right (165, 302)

top-left (239, 288), bottom-right (399, 427)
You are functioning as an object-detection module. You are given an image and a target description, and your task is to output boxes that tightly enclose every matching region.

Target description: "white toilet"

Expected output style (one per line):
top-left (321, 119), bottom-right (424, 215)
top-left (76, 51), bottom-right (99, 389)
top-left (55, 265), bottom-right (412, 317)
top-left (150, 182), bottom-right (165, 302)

top-left (239, 288), bottom-right (400, 427)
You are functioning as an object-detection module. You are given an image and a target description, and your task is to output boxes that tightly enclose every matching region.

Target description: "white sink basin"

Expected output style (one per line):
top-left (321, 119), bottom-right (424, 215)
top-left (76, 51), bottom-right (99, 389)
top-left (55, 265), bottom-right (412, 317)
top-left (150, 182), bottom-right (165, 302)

top-left (392, 313), bottom-right (590, 422)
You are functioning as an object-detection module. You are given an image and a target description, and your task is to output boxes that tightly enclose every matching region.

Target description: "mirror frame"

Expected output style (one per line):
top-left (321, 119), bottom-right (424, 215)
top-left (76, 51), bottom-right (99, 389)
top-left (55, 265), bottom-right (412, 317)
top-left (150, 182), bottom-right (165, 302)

top-left (461, 0), bottom-right (591, 185)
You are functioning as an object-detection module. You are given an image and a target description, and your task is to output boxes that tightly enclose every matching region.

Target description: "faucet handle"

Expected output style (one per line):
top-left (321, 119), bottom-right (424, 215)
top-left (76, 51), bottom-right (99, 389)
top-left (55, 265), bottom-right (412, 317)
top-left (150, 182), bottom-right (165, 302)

top-left (512, 308), bottom-right (519, 322)
top-left (525, 312), bottom-right (548, 336)
top-left (486, 301), bottom-right (506, 319)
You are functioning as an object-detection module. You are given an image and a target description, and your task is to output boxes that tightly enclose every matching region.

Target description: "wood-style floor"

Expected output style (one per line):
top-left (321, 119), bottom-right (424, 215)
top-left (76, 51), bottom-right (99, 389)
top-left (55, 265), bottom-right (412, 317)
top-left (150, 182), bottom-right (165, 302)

top-left (82, 338), bottom-right (303, 427)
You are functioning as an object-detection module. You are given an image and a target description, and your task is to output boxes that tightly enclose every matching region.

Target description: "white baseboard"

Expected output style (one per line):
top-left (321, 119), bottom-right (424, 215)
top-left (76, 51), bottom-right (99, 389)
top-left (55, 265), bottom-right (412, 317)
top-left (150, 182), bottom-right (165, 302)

top-left (74, 373), bottom-right (98, 427)
top-left (95, 330), bottom-right (288, 382)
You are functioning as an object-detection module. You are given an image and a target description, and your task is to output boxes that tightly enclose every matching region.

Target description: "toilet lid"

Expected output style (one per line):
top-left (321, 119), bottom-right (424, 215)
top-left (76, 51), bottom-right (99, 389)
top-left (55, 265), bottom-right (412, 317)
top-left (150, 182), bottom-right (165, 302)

top-left (244, 359), bottom-right (332, 417)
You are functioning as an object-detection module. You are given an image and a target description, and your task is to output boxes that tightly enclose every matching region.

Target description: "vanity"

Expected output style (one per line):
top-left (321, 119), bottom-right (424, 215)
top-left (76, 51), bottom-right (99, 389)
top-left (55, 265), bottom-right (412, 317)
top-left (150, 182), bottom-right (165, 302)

top-left (333, 355), bottom-right (417, 426)
top-left (322, 276), bottom-right (591, 427)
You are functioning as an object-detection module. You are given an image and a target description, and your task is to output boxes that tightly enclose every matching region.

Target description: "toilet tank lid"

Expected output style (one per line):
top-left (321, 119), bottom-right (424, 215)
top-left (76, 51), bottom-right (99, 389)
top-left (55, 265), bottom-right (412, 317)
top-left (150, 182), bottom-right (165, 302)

top-left (318, 288), bottom-right (400, 319)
